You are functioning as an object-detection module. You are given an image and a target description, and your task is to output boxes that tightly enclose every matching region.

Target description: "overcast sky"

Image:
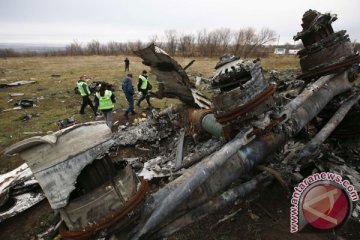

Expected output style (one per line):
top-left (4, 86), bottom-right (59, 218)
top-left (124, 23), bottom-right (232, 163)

top-left (0, 0), bottom-right (359, 45)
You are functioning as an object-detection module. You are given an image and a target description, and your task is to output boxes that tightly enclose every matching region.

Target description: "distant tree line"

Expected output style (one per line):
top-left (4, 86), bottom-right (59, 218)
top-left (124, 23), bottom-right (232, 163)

top-left (6, 27), bottom-right (354, 59)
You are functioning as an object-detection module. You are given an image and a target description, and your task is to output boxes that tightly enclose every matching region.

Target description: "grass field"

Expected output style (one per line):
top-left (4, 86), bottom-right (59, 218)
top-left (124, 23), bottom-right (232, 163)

top-left (0, 54), bottom-right (299, 172)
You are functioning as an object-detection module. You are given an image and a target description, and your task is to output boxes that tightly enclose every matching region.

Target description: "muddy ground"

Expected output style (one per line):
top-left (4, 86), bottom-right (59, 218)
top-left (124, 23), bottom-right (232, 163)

top-left (1, 106), bottom-right (360, 240)
top-left (1, 175), bottom-right (359, 239)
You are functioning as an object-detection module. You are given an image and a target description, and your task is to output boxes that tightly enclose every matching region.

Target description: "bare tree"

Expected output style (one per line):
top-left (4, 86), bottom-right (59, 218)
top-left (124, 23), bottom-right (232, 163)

top-left (149, 34), bottom-right (164, 49)
top-left (178, 33), bottom-right (196, 57)
top-left (232, 27), bottom-right (277, 57)
top-left (257, 28), bottom-right (277, 45)
top-left (100, 45), bottom-right (109, 55)
top-left (149, 34), bottom-right (158, 44)
top-left (206, 30), bottom-right (221, 57)
top-left (249, 28), bottom-right (277, 56)
top-left (65, 40), bottom-right (83, 55)
top-left (164, 30), bottom-right (178, 55)
top-left (0, 48), bottom-right (18, 58)
top-left (217, 28), bottom-right (232, 55)
top-left (240, 27), bottom-right (257, 57)
top-left (196, 29), bottom-right (208, 57)
top-left (127, 41), bottom-right (144, 52)
top-left (86, 40), bottom-right (101, 55)
top-left (107, 41), bottom-right (121, 55)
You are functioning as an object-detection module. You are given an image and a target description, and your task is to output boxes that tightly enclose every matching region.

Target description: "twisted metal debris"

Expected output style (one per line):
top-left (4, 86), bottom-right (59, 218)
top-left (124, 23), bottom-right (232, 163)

top-left (1, 9), bottom-right (359, 240)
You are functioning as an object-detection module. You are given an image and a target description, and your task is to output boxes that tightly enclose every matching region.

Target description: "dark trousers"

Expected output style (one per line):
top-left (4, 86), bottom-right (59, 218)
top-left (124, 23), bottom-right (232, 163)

top-left (125, 65), bottom-right (129, 72)
top-left (80, 96), bottom-right (96, 114)
top-left (137, 90), bottom-right (151, 107)
top-left (102, 110), bottom-right (113, 128)
top-left (125, 93), bottom-right (134, 113)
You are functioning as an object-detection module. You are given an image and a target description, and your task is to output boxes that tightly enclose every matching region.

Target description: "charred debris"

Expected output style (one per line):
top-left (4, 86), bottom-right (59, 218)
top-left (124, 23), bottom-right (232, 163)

top-left (1, 9), bottom-right (360, 240)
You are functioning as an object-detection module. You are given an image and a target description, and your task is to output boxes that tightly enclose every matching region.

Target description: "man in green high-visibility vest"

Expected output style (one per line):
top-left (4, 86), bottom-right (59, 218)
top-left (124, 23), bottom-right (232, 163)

top-left (136, 70), bottom-right (152, 110)
top-left (77, 75), bottom-right (96, 115)
top-left (94, 84), bottom-right (116, 128)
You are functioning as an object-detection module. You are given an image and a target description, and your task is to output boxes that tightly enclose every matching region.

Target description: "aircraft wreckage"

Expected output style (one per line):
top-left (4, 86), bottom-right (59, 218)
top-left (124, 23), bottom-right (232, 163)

top-left (1, 9), bottom-right (360, 239)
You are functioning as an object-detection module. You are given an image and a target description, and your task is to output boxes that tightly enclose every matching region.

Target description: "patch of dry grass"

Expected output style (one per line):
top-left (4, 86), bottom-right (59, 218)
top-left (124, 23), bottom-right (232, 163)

top-left (262, 54), bottom-right (300, 70)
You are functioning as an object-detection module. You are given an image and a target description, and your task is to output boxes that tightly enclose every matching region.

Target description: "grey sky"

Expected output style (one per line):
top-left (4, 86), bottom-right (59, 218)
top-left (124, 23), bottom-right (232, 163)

top-left (0, 0), bottom-right (359, 45)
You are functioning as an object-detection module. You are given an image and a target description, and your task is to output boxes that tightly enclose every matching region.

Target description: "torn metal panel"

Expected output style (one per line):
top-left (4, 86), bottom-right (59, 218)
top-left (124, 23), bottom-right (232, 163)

top-left (134, 44), bottom-right (198, 107)
top-left (0, 163), bottom-right (31, 199)
top-left (5, 121), bottom-right (149, 238)
top-left (5, 122), bottom-right (114, 209)
top-left (0, 192), bottom-right (45, 222)
top-left (0, 163), bottom-right (44, 222)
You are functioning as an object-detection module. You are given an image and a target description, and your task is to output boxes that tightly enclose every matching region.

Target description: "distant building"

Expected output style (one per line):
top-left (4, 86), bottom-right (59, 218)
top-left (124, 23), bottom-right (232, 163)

top-left (288, 49), bottom-right (300, 55)
top-left (274, 47), bottom-right (301, 55)
top-left (274, 48), bottom-right (286, 55)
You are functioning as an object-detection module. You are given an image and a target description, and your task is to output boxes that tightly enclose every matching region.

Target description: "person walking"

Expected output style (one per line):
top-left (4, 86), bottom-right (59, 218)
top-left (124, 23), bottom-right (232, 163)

top-left (95, 84), bottom-right (116, 129)
top-left (77, 75), bottom-right (96, 115)
top-left (124, 57), bottom-right (130, 72)
top-left (122, 73), bottom-right (136, 118)
top-left (137, 70), bottom-right (152, 110)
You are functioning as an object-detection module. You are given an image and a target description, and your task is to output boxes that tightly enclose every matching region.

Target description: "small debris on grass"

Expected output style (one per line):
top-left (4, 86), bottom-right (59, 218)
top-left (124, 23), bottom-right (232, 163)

top-left (0, 80), bottom-right (36, 88)
top-left (57, 116), bottom-right (75, 129)
top-left (15, 99), bottom-right (34, 108)
top-left (23, 132), bottom-right (43, 135)
top-left (9, 93), bottom-right (24, 97)
top-left (2, 106), bottom-right (22, 112)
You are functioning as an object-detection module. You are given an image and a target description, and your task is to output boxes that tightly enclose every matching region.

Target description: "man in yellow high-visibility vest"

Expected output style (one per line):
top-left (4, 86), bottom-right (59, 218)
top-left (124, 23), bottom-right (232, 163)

top-left (136, 70), bottom-right (152, 110)
top-left (76, 75), bottom-right (96, 115)
top-left (94, 84), bottom-right (116, 128)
